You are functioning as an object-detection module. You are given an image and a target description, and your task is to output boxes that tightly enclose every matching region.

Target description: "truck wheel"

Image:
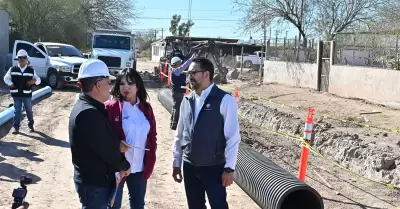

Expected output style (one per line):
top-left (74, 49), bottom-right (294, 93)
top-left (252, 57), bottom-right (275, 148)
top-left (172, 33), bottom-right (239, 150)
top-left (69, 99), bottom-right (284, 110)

top-left (47, 70), bottom-right (64, 89)
top-left (244, 60), bottom-right (253, 68)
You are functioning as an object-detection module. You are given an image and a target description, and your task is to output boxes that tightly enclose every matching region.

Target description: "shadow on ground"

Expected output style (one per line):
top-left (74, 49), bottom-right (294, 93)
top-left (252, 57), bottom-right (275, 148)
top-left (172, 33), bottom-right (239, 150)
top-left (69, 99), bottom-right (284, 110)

top-left (18, 131), bottom-right (69, 148)
top-left (0, 141), bottom-right (43, 162)
top-left (0, 142), bottom-right (42, 184)
top-left (0, 161), bottom-right (41, 184)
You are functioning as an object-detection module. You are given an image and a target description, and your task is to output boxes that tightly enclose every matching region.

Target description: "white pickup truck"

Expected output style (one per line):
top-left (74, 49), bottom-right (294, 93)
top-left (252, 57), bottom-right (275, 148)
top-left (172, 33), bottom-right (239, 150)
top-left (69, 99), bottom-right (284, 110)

top-left (90, 28), bottom-right (137, 75)
top-left (6, 40), bottom-right (87, 88)
top-left (236, 51), bottom-right (266, 68)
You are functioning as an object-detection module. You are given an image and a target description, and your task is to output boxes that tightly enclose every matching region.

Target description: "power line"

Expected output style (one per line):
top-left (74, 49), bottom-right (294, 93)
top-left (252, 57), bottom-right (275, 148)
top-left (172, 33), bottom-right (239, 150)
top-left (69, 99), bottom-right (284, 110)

top-left (136, 17), bottom-right (238, 22)
top-left (137, 7), bottom-right (232, 12)
top-left (131, 26), bottom-right (236, 33)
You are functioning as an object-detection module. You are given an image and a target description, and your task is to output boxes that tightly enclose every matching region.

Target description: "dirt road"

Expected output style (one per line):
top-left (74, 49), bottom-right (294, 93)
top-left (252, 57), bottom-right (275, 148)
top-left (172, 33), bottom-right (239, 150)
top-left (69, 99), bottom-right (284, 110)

top-left (0, 81), bottom-right (258, 208)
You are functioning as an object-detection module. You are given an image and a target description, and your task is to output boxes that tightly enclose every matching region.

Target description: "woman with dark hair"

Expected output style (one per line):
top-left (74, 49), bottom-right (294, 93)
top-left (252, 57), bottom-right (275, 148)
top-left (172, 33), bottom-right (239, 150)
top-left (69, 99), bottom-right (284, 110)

top-left (104, 68), bottom-right (157, 209)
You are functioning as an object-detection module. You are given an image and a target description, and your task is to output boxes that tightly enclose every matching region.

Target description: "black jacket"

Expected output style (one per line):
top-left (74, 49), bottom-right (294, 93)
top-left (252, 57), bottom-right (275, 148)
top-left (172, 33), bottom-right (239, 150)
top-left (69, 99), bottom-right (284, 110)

top-left (68, 94), bottom-right (130, 187)
top-left (9, 66), bottom-right (34, 98)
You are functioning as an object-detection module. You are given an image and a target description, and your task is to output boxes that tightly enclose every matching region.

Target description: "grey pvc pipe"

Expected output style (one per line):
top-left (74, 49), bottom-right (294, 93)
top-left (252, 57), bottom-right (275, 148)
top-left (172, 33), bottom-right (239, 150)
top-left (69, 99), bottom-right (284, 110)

top-left (158, 88), bottom-right (324, 209)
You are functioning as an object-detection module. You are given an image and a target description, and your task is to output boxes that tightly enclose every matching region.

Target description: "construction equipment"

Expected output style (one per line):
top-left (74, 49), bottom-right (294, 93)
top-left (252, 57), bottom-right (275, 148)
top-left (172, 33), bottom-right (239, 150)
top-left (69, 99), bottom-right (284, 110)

top-left (155, 38), bottom-right (230, 84)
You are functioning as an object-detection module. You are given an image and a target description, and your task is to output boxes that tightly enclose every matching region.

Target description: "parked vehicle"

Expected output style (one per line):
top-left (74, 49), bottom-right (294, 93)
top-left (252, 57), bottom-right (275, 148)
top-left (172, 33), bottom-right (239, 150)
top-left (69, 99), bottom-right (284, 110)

top-left (236, 51), bottom-right (266, 68)
top-left (6, 40), bottom-right (87, 89)
top-left (90, 28), bottom-right (137, 75)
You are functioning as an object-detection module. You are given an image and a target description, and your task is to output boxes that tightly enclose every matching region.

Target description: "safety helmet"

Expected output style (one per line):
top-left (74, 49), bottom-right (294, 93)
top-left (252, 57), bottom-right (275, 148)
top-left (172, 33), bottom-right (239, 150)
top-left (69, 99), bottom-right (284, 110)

top-left (16, 49), bottom-right (29, 58)
top-left (171, 57), bottom-right (182, 65)
top-left (77, 59), bottom-right (110, 79)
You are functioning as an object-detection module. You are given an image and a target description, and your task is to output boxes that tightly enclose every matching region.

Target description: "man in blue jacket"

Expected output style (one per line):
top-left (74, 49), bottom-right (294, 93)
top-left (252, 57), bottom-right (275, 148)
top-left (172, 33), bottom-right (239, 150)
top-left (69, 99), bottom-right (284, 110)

top-left (169, 53), bottom-right (197, 130)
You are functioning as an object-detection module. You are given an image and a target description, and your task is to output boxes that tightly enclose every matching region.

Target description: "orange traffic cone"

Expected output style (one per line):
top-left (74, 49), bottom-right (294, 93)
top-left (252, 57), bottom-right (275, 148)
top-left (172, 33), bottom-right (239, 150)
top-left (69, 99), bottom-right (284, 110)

top-left (234, 86), bottom-right (239, 103)
top-left (167, 69), bottom-right (171, 87)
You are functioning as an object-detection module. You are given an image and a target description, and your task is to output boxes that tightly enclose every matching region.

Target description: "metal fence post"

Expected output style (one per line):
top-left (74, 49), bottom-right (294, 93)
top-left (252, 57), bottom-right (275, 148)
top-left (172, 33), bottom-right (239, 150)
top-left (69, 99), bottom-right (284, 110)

top-left (317, 41), bottom-right (323, 91)
top-left (330, 41), bottom-right (336, 66)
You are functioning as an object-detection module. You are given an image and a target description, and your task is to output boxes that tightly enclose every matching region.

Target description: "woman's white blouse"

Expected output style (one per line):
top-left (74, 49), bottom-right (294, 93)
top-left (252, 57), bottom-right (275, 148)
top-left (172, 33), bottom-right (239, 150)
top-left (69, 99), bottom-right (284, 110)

top-left (122, 99), bottom-right (150, 173)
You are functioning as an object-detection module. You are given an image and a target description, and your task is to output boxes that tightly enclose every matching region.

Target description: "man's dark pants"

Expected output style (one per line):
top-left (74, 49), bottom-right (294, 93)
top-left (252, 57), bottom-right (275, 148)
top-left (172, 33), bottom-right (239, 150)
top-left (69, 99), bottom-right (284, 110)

top-left (75, 183), bottom-right (113, 209)
top-left (183, 162), bottom-right (229, 209)
top-left (170, 91), bottom-right (184, 130)
top-left (13, 97), bottom-right (34, 130)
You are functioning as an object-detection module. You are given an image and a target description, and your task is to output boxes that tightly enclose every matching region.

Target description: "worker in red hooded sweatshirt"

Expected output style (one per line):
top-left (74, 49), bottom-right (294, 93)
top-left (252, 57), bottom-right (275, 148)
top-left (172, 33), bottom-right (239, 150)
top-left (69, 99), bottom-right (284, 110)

top-left (105, 68), bottom-right (157, 209)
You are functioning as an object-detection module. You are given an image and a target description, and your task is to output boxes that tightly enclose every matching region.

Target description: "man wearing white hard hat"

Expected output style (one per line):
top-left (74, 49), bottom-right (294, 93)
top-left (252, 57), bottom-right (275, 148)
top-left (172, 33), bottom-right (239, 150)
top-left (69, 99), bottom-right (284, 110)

top-left (169, 52), bottom-right (197, 130)
top-left (68, 59), bottom-right (131, 209)
top-left (3, 49), bottom-right (41, 134)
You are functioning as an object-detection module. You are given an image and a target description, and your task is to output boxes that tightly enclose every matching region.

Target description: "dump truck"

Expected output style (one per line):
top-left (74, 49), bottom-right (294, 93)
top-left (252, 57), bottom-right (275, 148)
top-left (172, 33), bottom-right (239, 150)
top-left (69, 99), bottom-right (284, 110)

top-left (90, 28), bottom-right (137, 75)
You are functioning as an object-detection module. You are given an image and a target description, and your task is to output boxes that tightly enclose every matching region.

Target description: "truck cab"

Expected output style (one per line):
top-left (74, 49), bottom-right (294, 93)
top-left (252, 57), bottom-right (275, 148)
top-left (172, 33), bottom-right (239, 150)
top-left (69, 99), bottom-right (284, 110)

top-left (90, 28), bottom-right (137, 75)
top-left (236, 51), bottom-right (266, 69)
top-left (11, 40), bottom-right (87, 89)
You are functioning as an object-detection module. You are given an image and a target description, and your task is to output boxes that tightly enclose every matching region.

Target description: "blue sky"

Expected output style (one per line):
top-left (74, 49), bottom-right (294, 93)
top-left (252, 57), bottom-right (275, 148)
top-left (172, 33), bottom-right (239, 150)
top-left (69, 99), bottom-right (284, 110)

top-left (130, 0), bottom-right (299, 41)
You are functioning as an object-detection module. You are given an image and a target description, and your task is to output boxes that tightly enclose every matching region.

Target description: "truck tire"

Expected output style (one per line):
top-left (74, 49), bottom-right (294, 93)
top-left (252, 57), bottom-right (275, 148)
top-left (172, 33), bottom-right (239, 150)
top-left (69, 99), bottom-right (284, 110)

top-left (244, 60), bottom-right (253, 68)
top-left (47, 69), bottom-right (64, 89)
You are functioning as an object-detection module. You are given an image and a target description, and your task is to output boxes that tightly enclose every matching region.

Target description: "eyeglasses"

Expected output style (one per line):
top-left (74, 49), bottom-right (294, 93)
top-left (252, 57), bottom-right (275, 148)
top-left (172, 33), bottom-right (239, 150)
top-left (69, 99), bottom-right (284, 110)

top-left (187, 70), bottom-right (206, 77)
top-left (96, 76), bottom-right (111, 85)
top-left (17, 56), bottom-right (27, 60)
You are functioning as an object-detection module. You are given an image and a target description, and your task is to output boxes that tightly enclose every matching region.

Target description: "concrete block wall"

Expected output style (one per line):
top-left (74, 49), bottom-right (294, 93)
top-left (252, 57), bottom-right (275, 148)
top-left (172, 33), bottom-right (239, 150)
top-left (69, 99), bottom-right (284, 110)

top-left (0, 10), bottom-right (9, 77)
top-left (263, 60), bottom-right (400, 108)
top-left (329, 65), bottom-right (400, 108)
top-left (263, 60), bottom-right (318, 89)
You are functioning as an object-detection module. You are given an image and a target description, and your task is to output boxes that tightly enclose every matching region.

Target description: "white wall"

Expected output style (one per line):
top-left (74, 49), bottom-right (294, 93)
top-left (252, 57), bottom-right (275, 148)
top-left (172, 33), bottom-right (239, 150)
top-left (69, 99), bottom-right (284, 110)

top-left (263, 60), bottom-right (319, 89)
top-left (0, 10), bottom-right (9, 77)
top-left (329, 65), bottom-right (400, 108)
top-left (263, 59), bottom-right (400, 108)
top-left (151, 44), bottom-right (164, 62)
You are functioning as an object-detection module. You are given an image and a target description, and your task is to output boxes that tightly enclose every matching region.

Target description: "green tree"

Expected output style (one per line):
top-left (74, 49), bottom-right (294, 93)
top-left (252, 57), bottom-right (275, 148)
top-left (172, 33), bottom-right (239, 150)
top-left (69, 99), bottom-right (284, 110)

top-left (169, 14), bottom-right (194, 36)
top-left (1, 0), bottom-right (136, 49)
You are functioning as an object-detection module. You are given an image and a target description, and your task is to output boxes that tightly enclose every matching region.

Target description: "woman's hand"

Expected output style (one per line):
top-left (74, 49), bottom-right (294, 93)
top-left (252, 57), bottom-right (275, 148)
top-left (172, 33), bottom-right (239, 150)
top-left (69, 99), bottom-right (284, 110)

top-left (120, 142), bottom-right (130, 152)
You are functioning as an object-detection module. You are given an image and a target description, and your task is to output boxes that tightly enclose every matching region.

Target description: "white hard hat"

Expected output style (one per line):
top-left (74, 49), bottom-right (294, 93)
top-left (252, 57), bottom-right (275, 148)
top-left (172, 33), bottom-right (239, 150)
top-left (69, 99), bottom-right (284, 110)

top-left (16, 49), bottom-right (29, 58)
top-left (77, 59), bottom-right (110, 79)
top-left (171, 57), bottom-right (182, 65)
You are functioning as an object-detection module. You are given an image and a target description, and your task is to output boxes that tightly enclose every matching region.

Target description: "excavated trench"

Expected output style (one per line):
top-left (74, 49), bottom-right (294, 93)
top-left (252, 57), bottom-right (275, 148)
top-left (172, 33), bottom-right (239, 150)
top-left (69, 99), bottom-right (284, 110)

top-left (237, 97), bottom-right (400, 189)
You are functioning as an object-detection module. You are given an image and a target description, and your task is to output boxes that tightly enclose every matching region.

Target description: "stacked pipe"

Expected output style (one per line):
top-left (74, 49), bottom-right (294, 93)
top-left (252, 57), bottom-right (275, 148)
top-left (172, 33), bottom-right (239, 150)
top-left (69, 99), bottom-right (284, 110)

top-left (158, 88), bottom-right (324, 209)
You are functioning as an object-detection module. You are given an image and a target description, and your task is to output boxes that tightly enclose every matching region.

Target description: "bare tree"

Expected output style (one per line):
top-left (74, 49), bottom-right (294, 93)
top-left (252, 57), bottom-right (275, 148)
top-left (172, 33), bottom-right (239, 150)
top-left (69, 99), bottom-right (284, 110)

top-left (313, 0), bottom-right (379, 40)
top-left (81, 0), bottom-right (136, 30)
top-left (232, 0), bottom-right (316, 44)
top-left (135, 29), bottom-right (158, 51)
top-left (375, 0), bottom-right (400, 31)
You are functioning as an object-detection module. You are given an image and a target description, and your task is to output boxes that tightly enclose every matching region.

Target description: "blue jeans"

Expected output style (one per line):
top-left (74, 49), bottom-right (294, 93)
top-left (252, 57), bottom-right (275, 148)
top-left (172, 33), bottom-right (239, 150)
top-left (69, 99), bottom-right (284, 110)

top-left (75, 183), bottom-right (113, 209)
top-left (13, 97), bottom-right (34, 130)
top-left (183, 162), bottom-right (228, 209)
top-left (111, 172), bottom-right (147, 209)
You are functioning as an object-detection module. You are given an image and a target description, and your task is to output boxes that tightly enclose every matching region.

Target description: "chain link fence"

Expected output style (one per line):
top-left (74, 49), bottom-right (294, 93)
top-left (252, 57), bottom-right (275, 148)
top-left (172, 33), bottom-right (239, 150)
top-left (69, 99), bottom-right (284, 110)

top-left (335, 33), bottom-right (400, 69)
top-left (267, 38), bottom-right (318, 63)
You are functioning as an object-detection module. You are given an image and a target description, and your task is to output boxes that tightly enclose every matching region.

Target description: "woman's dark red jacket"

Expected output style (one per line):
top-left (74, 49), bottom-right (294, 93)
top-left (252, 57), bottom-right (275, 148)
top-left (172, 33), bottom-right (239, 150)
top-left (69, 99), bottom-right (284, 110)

top-left (104, 99), bottom-right (157, 180)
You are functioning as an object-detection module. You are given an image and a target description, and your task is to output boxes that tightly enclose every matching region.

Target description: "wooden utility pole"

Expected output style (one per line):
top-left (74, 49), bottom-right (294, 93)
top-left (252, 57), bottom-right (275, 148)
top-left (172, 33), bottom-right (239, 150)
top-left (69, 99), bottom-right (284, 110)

top-left (263, 13), bottom-right (267, 47)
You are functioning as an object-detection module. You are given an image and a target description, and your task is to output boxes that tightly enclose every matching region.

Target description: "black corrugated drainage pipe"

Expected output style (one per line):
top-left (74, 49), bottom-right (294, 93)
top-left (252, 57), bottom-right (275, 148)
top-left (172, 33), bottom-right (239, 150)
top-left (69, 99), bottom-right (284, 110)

top-left (158, 88), bottom-right (324, 209)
